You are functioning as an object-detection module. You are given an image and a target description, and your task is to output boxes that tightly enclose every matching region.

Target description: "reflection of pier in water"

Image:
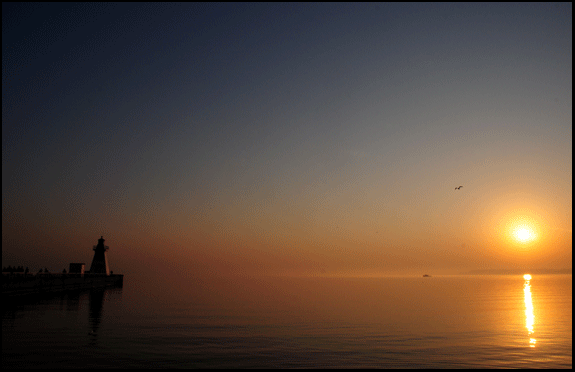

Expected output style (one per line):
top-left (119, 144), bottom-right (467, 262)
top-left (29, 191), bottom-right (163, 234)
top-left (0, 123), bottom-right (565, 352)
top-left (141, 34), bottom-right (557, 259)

top-left (3, 285), bottom-right (122, 347)
top-left (88, 287), bottom-right (123, 343)
top-left (523, 274), bottom-right (536, 347)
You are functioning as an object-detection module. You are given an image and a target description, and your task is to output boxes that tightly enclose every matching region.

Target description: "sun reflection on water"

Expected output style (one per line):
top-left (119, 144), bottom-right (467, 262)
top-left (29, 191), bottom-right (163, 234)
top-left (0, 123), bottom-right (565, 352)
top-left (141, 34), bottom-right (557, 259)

top-left (523, 274), bottom-right (536, 347)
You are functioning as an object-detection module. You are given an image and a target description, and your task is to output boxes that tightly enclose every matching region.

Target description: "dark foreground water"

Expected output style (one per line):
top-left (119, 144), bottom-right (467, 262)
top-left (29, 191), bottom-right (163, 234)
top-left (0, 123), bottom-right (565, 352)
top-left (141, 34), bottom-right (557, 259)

top-left (2, 274), bottom-right (572, 368)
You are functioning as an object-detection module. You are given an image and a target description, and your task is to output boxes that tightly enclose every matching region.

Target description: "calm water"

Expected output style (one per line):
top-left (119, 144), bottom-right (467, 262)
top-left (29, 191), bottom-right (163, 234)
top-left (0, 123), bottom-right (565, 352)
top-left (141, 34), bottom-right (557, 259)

top-left (2, 275), bottom-right (572, 368)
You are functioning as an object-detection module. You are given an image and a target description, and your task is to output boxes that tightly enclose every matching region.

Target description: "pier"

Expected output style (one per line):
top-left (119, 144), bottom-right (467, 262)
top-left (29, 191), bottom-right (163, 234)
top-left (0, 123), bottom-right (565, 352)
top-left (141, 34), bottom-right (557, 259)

top-left (3, 236), bottom-right (123, 298)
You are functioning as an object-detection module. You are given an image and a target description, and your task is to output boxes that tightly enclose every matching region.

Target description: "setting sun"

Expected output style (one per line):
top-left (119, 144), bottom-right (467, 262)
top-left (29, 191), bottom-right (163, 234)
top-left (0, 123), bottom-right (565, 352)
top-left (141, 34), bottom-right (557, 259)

top-left (496, 211), bottom-right (545, 249)
top-left (514, 226), bottom-right (535, 243)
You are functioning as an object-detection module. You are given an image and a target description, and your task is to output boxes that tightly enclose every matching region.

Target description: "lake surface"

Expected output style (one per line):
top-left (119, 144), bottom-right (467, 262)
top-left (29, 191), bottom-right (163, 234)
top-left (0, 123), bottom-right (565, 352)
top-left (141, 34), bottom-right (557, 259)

top-left (2, 274), bottom-right (572, 368)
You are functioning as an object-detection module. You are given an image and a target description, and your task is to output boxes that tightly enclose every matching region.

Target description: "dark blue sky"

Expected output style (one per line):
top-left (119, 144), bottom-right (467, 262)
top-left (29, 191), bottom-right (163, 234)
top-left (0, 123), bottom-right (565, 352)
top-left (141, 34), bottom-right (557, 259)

top-left (2, 3), bottom-right (572, 276)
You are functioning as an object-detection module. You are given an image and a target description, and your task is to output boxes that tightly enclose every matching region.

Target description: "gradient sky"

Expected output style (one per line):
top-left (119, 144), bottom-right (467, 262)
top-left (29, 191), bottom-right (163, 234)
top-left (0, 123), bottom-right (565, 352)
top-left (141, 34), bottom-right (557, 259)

top-left (2, 3), bottom-right (572, 279)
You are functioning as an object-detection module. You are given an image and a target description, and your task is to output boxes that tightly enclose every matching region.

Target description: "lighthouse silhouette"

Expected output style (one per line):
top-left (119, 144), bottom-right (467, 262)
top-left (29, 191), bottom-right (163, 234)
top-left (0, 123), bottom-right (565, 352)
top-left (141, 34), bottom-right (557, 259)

top-left (89, 236), bottom-right (110, 275)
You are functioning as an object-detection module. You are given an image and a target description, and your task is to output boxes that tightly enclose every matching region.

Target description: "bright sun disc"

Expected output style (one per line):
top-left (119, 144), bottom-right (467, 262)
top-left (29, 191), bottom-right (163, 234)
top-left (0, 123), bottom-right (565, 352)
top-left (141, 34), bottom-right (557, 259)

top-left (497, 210), bottom-right (546, 249)
top-left (512, 224), bottom-right (537, 243)
top-left (514, 227), bottom-right (534, 242)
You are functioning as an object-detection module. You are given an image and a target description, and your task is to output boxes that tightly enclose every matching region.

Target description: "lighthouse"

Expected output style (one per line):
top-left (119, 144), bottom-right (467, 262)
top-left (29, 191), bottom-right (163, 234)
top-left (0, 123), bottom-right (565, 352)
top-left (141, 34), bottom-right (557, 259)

top-left (89, 236), bottom-right (110, 275)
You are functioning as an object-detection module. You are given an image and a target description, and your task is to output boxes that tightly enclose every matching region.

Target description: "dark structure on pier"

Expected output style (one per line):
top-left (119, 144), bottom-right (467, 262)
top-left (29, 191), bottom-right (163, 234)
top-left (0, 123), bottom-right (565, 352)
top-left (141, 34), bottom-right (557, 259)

top-left (90, 236), bottom-right (110, 275)
top-left (3, 236), bottom-right (123, 298)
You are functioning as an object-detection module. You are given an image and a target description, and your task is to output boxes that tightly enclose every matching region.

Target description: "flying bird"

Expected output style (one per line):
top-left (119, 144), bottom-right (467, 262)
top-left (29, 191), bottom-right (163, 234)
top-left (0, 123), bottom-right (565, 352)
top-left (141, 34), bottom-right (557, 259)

top-left (455, 186), bottom-right (463, 190)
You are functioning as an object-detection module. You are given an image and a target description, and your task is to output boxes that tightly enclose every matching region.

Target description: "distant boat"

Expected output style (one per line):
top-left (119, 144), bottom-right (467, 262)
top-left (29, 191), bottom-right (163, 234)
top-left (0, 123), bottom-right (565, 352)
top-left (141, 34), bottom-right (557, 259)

top-left (423, 274), bottom-right (431, 277)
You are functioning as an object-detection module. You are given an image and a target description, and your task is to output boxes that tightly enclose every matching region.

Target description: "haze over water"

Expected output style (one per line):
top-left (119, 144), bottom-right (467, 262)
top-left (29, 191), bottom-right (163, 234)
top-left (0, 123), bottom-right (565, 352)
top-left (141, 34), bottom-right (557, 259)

top-left (3, 275), bottom-right (572, 368)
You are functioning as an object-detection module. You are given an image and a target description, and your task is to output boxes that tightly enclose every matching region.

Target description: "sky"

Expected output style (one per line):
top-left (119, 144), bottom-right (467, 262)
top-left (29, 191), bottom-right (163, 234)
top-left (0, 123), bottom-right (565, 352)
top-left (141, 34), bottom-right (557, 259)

top-left (2, 3), bottom-right (572, 280)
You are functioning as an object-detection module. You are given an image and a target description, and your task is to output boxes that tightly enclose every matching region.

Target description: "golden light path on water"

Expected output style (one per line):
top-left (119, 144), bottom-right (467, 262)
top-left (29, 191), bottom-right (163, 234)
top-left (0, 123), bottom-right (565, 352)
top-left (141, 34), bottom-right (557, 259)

top-left (523, 274), bottom-right (536, 347)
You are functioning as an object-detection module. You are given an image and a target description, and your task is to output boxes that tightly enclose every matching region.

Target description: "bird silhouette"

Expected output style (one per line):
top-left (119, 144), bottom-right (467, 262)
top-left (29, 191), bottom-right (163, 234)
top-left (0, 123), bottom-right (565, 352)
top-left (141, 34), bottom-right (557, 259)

top-left (455, 186), bottom-right (463, 190)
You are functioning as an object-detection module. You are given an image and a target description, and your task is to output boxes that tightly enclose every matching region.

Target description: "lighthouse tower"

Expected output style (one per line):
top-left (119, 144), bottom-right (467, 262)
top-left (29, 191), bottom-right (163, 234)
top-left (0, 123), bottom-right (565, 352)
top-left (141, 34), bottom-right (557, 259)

top-left (89, 236), bottom-right (110, 275)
